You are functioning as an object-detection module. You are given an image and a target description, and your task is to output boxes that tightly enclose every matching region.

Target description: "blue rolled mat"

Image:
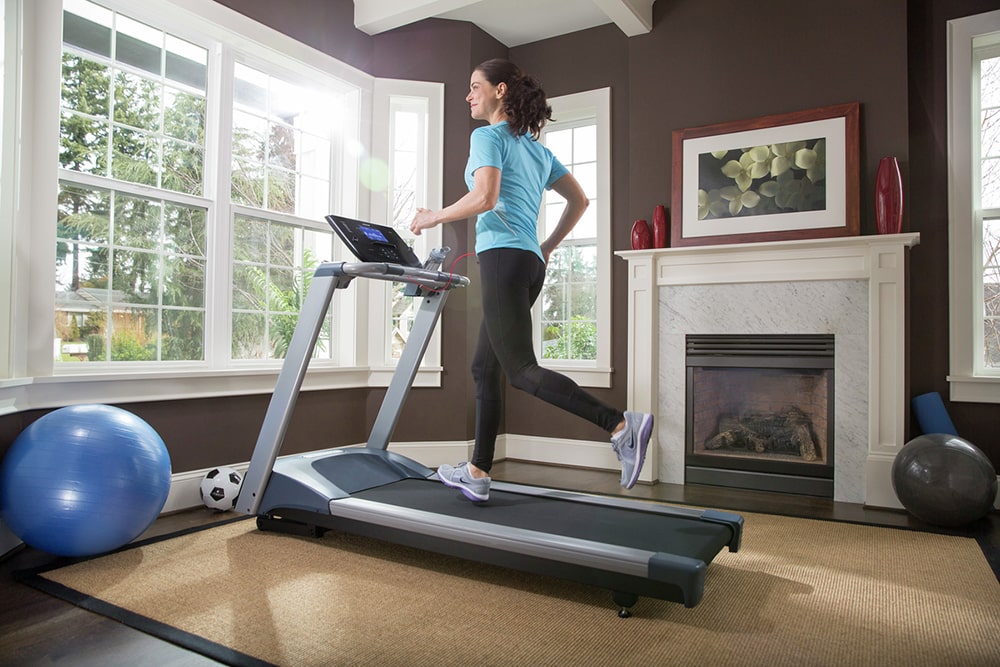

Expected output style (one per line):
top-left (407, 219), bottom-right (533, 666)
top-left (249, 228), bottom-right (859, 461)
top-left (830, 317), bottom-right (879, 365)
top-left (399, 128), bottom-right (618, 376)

top-left (911, 391), bottom-right (958, 436)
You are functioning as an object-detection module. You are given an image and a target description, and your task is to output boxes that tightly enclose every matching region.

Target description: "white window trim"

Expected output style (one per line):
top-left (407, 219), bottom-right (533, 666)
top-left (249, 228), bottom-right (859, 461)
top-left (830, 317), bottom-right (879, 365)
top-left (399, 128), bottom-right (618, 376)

top-left (947, 8), bottom-right (1000, 403)
top-left (0, 0), bottom-right (445, 414)
top-left (536, 87), bottom-right (612, 388)
top-left (368, 78), bottom-right (444, 384)
top-left (0, 0), bottom-right (23, 382)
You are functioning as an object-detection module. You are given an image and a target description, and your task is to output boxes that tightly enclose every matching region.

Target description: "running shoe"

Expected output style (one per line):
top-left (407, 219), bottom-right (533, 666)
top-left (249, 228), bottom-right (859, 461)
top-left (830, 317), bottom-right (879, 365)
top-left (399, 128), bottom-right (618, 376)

top-left (437, 462), bottom-right (490, 502)
top-left (611, 411), bottom-right (654, 489)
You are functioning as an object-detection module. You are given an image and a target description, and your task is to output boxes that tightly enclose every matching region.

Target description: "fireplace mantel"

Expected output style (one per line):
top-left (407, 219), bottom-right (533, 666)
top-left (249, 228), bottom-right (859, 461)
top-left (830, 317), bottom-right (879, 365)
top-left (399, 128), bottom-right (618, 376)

top-left (616, 232), bottom-right (920, 508)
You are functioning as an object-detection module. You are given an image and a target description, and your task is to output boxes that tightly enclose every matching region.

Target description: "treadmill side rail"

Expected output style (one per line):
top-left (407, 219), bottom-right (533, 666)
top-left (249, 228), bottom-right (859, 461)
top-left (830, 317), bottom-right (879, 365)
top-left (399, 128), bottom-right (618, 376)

top-left (327, 497), bottom-right (656, 579)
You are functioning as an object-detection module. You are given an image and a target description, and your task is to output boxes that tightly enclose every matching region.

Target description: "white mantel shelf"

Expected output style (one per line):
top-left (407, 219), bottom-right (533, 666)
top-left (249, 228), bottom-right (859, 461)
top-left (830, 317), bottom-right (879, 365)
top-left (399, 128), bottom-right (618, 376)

top-left (615, 232), bottom-right (920, 509)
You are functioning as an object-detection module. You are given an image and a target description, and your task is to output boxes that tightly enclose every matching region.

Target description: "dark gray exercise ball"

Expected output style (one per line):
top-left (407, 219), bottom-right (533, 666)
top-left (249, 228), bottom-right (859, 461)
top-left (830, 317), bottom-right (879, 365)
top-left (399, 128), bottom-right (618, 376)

top-left (891, 433), bottom-right (997, 527)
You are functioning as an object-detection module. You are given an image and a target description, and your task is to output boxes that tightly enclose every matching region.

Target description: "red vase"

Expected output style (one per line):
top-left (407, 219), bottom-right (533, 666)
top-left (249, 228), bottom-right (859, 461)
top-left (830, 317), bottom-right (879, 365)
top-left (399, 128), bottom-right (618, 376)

top-left (631, 219), bottom-right (652, 250)
top-left (875, 157), bottom-right (903, 235)
top-left (652, 205), bottom-right (668, 248)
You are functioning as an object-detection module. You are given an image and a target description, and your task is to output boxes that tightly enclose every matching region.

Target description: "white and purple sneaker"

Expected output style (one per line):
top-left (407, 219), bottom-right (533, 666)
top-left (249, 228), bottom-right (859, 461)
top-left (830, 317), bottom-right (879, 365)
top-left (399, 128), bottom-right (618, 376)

top-left (437, 462), bottom-right (490, 502)
top-left (611, 412), bottom-right (653, 489)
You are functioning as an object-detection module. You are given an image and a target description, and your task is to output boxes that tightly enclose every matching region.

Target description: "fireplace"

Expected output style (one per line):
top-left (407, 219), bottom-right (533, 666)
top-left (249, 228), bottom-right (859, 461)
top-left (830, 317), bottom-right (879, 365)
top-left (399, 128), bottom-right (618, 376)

top-left (616, 233), bottom-right (919, 508)
top-left (685, 334), bottom-right (834, 497)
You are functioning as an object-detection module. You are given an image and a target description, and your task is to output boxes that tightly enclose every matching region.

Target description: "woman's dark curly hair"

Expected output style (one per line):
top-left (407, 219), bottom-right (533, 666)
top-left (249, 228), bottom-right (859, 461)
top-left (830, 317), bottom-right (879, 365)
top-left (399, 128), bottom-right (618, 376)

top-left (475, 59), bottom-right (552, 140)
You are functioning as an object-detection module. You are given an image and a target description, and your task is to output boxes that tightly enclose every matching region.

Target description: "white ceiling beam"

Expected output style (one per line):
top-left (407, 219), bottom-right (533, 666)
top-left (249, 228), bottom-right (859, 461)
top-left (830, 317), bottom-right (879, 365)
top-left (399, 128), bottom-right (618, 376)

top-left (354, 0), bottom-right (478, 36)
top-left (354, 0), bottom-right (654, 41)
top-left (591, 0), bottom-right (653, 36)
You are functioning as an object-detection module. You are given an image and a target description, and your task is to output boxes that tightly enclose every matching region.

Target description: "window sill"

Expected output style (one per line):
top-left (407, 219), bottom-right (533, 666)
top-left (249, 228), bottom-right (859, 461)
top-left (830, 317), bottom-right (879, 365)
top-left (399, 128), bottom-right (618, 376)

top-left (947, 374), bottom-right (1000, 404)
top-left (540, 364), bottom-right (613, 389)
top-left (0, 366), bottom-right (443, 416)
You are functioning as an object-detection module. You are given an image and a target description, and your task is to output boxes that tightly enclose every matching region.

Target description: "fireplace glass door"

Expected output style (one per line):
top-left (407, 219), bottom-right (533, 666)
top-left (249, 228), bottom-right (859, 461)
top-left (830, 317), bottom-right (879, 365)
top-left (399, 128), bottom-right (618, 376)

top-left (685, 334), bottom-right (835, 497)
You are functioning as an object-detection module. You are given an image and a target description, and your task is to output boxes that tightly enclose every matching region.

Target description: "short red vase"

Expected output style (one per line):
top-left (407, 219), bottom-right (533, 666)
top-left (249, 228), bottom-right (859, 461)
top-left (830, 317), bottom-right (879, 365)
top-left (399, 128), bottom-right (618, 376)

top-left (631, 219), bottom-right (652, 250)
top-left (875, 157), bottom-right (903, 235)
top-left (652, 205), bottom-right (668, 248)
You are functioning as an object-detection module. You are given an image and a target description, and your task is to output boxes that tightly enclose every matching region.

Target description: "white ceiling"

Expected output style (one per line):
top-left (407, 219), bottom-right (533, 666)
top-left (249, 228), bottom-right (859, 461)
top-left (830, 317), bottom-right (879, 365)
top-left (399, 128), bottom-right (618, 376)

top-left (353, 0), bottom-right (654, 47)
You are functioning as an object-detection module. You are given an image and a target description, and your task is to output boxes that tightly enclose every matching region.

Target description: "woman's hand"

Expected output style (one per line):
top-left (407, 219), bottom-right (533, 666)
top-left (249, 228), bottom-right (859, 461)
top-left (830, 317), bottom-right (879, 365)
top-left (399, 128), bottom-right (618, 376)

top-left (410, 208), bottom-right (439, 236)
top-left (540, 238), bottom-right (556, 264)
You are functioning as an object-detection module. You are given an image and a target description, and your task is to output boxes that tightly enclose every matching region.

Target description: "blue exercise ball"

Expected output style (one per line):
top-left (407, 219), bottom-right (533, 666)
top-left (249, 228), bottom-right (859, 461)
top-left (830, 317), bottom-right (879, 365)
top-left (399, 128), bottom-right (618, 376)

top-left (0, 404), bottom-right (171, 557)
top-left (892, 433), bottom-right (997, 528)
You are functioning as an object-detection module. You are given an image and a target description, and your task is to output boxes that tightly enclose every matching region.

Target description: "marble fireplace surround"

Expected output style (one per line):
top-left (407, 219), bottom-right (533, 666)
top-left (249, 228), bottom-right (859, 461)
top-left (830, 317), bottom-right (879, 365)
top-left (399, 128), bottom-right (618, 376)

top-left (617, 233), bottom-right (920, 509)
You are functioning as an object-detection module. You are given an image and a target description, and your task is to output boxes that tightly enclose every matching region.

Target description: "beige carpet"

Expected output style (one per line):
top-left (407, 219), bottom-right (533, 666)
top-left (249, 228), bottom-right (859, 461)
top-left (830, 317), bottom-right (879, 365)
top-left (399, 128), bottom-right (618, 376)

top-left (36, 512), bottom-right (1000, 667)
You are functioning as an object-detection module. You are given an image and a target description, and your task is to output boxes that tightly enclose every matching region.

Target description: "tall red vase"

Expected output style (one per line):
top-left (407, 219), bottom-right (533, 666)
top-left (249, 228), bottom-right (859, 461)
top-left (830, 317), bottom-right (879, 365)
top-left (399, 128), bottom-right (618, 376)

top-left (631, 219), bottom-right (652, 250)
top-left (652, 205), bottom-right (668, 248)
top-left (875, 157), bottom-right (904, 235)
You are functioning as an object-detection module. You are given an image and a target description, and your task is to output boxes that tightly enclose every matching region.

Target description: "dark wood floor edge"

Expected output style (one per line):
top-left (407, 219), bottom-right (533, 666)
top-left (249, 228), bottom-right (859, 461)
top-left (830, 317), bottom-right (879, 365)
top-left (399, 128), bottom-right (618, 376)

top-left (975, 534), bottom-right (1000, 585)
top-left (15, 565), bottom-right (275, 667)
top-left (11, 514), bottom-right (251, 578)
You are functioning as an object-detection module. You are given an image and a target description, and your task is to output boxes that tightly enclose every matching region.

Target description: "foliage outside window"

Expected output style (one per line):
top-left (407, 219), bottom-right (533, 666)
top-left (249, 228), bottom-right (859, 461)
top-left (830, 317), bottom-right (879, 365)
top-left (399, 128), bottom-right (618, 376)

top-left (57, 0), bottom-right (209, 363)
top-left (56, 0), bottom-right (344, 366)
top-left (228, 62), bottom-right (339, 361)
top-left (530, 89), bottom-right (611, 387)
top-left (540, 121), bottom-right (598, 362)
top-left (1, 0), bottom-right (445, 411)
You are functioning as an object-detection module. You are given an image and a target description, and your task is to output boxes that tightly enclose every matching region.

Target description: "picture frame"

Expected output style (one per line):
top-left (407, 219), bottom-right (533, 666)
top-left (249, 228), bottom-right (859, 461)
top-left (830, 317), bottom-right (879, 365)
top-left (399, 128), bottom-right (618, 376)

top-left (670, 102), bottom-right (860, 247)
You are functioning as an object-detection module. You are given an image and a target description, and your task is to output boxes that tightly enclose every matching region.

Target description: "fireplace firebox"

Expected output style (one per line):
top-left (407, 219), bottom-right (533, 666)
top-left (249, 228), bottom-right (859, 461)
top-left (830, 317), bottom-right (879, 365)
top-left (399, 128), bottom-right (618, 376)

top-left (685, 334), bottom-right (835, 497)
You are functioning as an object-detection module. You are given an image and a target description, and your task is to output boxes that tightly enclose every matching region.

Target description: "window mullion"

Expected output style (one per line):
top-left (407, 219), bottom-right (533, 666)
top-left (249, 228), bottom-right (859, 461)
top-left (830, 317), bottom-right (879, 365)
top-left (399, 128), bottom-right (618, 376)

top-left (205, 42), bottom-right (232, 369)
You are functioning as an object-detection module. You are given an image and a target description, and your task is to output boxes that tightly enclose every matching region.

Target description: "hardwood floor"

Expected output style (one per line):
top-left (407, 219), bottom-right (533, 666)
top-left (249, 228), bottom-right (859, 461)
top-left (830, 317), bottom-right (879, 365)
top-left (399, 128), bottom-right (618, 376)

top-left (2, 460), bottom-right (997, 666)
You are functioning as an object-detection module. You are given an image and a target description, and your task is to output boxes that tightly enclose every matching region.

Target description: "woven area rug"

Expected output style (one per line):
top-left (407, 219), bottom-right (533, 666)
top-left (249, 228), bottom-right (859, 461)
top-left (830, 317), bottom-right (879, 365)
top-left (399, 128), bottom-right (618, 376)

top-left (18, 511), bottom-right (1000, 667)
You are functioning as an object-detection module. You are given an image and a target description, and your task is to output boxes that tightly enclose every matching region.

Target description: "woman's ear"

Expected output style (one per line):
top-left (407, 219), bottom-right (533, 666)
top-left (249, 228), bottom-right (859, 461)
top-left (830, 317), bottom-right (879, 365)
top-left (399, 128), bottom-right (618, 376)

top-left (496, 82), bottom-right (506, 99)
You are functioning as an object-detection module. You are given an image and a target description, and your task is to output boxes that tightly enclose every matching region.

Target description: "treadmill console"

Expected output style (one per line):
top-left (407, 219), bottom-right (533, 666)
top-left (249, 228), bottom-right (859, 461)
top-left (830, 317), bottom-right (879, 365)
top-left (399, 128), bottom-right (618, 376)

top-left (325, 214), bottom-right (421, 268)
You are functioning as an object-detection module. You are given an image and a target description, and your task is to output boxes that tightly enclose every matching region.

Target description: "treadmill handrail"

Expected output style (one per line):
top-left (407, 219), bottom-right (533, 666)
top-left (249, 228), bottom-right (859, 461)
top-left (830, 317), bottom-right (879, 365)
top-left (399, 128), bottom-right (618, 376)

top-left (330, 261), bottom-right (470, 291)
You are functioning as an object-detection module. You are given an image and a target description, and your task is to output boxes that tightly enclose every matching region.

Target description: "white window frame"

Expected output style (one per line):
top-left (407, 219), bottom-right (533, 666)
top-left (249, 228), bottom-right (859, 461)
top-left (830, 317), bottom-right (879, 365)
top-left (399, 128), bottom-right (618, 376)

top-left (948, 8), bottom-right (1000, 403)
top-left (368, 78), bottom-right (444, 386)
top-left (535, 88), bottom-right (612, 388)
top-left (0, 0), bottom-right (444, 413)
top-left (0, 0), bottom-right (21, 384)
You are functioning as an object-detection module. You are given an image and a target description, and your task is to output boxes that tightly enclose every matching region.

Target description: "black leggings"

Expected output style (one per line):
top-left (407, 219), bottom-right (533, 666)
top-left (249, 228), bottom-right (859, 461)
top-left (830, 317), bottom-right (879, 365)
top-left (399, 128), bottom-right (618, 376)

top-left (470, 248), bottom-right (623, 472)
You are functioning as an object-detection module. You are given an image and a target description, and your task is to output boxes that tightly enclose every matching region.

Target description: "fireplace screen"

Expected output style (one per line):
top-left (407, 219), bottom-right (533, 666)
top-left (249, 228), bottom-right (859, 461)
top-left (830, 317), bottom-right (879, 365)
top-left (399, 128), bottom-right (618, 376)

top-left (685, 334), bottom-right (835, 497)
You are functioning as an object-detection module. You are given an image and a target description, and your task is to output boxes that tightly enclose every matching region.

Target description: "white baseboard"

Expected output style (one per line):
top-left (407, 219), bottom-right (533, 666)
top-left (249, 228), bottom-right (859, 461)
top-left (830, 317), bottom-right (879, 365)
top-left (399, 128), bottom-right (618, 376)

top-left (503, 433), bottom-right (618, 471)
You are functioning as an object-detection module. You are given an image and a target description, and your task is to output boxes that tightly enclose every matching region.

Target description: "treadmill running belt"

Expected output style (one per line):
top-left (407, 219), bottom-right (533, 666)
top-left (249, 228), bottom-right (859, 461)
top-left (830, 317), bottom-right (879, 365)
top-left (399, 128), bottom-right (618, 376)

top-left (350, 478), bottom-right (730, 564)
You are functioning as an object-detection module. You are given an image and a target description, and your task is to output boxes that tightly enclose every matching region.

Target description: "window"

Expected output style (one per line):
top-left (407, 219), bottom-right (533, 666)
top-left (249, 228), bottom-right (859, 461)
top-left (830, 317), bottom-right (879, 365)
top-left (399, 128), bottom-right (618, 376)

top-left (370, 79), bottom-right (443, 368)
top-left (536, 88), bottom-right (612, 387)
top-left (58, 0), bottom-right (211, 364)
top-left (0, 0), bottom-right (442, 411)
top-left (948, 9), bottom-right (1000, 403)
top-left (227, 61), bottom-right (343, 362)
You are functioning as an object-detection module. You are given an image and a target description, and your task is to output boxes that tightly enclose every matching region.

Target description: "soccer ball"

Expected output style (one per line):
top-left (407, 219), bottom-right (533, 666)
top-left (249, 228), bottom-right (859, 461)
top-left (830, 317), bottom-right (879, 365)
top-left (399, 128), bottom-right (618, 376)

top-left (199, 466), bottom-right (243, 512)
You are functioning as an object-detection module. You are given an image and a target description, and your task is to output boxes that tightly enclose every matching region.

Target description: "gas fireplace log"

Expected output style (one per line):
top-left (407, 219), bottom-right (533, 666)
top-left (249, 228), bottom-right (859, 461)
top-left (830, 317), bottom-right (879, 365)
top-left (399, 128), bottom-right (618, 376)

top-left (706, 407), bottom-right (821, 461)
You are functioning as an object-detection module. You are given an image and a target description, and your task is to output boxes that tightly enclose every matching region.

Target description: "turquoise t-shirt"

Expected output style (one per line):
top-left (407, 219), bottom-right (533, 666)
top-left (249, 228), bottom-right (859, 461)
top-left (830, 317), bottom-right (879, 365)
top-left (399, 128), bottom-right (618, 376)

top-left (464, 121), bottom-right (569, 260)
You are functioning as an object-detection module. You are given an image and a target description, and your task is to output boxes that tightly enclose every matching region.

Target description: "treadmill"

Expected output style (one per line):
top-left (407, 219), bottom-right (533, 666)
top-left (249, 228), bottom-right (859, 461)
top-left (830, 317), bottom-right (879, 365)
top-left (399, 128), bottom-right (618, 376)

top-left (235, 214), bottom-right (743, 617)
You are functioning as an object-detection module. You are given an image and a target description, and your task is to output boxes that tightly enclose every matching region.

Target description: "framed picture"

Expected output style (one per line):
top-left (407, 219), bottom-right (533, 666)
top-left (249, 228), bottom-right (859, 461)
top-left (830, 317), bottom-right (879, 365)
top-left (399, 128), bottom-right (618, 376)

top-left (670, 102), bottom-right (860, 247)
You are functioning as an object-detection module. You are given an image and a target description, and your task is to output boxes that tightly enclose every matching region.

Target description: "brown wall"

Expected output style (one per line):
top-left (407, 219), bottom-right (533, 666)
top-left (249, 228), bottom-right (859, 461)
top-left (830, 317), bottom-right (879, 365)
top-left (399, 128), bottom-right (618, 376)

top-left (1, 0), bottom-right (997, 471)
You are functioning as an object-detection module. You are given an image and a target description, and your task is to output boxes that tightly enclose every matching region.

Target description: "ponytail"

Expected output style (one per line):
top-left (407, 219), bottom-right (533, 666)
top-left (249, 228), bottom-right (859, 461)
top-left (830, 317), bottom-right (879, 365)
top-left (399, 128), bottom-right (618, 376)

top-left (475, 59), bottom-right (553, 139)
